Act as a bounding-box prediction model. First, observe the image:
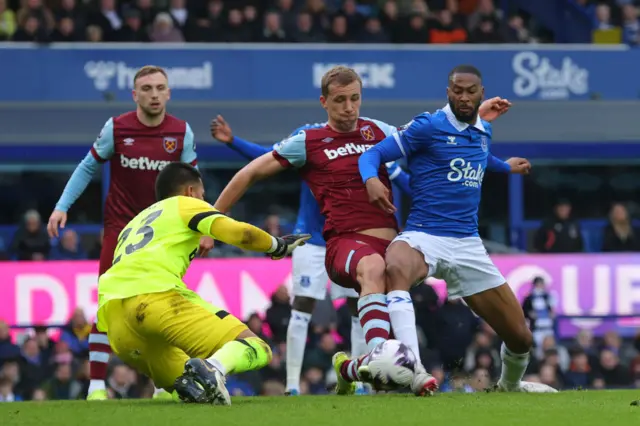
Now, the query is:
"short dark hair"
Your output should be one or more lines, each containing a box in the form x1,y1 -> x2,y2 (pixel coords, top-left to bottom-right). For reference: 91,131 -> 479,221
449,65 -> 482,82
155,162 -> 202,201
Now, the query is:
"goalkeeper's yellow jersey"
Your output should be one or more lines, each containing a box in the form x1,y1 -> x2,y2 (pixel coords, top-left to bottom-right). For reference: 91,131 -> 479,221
97,195 -> 276,330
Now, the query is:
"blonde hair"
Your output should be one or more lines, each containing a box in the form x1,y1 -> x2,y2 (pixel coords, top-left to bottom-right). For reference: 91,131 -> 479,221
133,65 -> 168,87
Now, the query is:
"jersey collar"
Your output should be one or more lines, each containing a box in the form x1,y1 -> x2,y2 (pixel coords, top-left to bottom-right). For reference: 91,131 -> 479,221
442,104 -> 485,133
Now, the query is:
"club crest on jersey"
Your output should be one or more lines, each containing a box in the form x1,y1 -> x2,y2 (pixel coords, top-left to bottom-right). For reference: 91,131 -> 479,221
163,137 -> 178,153
480,136 -> 488,152
360,125 -> 375,141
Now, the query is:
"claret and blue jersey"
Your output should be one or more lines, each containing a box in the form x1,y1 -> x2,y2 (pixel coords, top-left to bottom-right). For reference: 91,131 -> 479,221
226,122 -> 411,247
359,104 -> 512,239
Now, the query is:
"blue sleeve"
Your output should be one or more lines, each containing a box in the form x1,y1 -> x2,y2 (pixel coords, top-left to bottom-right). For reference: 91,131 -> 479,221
55,153 -> 100,212
487,154 -> 511,173
228,136 -> 271,160
180,123 -> 198,165
90,118 -> 115,162
358,136 -> 406,183
386,162 -> 411,195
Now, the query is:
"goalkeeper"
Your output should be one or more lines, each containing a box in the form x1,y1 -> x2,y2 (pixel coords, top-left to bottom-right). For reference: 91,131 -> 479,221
96,162 -> 309,405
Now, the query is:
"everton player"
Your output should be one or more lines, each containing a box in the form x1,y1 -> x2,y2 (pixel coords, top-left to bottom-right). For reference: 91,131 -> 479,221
47,66 -> 214,401
359,65 -> 557,393
210,115 -> 410,396
214,66 -> 509,396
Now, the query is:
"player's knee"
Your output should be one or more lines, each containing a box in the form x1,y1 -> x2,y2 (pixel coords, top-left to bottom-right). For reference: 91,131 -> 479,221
356,254 -> 386,295
385,245 -> 426,291
292,296 -> 316,313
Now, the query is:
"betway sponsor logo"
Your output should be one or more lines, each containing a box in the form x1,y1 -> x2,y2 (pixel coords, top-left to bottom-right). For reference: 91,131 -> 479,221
447,158 -> 485,188
120,155 -> 170,171
324,143 -> 373,160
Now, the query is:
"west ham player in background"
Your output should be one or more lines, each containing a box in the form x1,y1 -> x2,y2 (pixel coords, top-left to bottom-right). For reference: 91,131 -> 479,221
47,66 -> 214,401
213,66 -> 508,396
359,65 -> 556,393
209,115 -> 411,395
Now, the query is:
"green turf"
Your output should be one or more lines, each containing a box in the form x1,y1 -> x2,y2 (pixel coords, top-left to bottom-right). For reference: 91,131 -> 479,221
2,391 -> 639,426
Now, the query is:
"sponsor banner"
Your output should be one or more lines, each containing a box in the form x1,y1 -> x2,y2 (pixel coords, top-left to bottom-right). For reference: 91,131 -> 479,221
0,44 -> 633,101
1,254 -> 639,338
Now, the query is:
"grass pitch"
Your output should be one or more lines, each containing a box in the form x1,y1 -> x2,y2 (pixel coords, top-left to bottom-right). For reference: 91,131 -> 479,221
2,391 -> 638,426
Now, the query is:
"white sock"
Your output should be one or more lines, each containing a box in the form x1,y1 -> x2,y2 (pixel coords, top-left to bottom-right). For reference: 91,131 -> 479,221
286,309 -> 311,392
386,290 -> 421,364
205,357 -> 227,376
88,379 -> 106,394
154,387 -> 166,395
498,343 -> 530,390
350,316 -> 367,358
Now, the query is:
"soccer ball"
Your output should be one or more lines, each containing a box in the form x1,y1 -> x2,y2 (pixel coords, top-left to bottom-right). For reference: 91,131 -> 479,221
366,339 -> 417,391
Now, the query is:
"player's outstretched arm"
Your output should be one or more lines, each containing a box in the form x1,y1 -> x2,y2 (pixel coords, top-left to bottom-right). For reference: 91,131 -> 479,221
211,115 -> 271,160
48,118 -> 114,238
214,152 -> 286,213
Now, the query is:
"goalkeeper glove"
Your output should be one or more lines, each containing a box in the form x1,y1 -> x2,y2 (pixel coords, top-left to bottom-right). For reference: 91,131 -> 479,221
270,234 -> 311,260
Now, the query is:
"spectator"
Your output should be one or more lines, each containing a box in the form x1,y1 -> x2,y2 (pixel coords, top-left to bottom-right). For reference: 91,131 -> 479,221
108,364 -> 141,399
55,0 -> 85,29
59,308 -> 91,356
538,335 -> 570,371
274,0 -> 297,34
340,0 -> 364,35
467,0 -> 501,31
18,338 -> 48,399
564,349 -> 594,389
42,362 -> 82,400
602,202 -> 640,252
433,299 -> 479,373
539,363 -> 562,389
0,320 -> 20,363
132,0 -> 157,29
622,4 -> 640,45
265,285 -> 291,344
246,313 -> 269,342
306,0 -> 329,32
11,13 -> 49,41
534,200 -> 584,253
469,367 -> 491,391
88,0 -> 122,41
469,15 -> 503,42
0,0 -> 17,41
601,330 -> 637,367
10,209 -> 50,261
522,276 -> 556,349
33,326 -> 54,364
326,14 -> 350,42
16,0 -> 54,34
398,13 -> 429,43
149,12 -> 184,42
191,0 -> 224,42
359,16 -> 389,42
303,367 -> 327,394
51,229 -> 87,260
0,377 -> 21,402
304,332 -> 335,373
86,24 -> 103,42
261,11 -> 288,42
50,16 -> 80,41
378,0 -> 402,42
31,388 -> 47,401
243,5 -> 261,41
594,3 -> 614,30
292,11 -> 325,42
224,9 -> 251,42
168,0 -> 189,32
597,349 -> 632,388
117,9 -> 149,42
505,14 -> 534,43
429,8 -> 467,43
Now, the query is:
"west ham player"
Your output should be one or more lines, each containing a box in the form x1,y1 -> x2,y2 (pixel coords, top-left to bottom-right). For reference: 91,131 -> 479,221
210,115 -> 411,395
358,65 -> 557,393
47,66 -> 214,401
214,66 -> 509,396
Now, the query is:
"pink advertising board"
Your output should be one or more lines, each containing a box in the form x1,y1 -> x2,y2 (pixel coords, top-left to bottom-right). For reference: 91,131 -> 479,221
1,254 -> 639,337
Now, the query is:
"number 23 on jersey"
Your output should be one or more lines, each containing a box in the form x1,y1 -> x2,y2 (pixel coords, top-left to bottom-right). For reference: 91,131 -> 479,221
112,209 -> 163,265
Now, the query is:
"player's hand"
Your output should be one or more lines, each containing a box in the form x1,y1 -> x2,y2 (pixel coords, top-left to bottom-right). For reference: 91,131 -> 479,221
479,97 -> 512,122
210,115 -> 233,143
270,234 -> 311,260
506,157 -> 531,175
47,210 -> 68,238
365,178 -> 396,214
198,236 -> 214,257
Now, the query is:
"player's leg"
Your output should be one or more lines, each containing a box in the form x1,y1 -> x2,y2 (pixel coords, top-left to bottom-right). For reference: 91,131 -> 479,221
285,244 -> 325,395
456,238 -> 557,393
326,235 -> 391,394
87,227 -> 120,401
376,231 -> 441,396
157,290 -> 272,404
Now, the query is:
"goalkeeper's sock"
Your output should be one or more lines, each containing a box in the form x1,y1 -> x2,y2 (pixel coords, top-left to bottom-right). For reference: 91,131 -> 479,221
340,354 -> 371,382
286,310 -> 311,392
498,343 -> 530,391
358,293 -> 391,351
207,337 -> 272,375
387,290 -> 422,364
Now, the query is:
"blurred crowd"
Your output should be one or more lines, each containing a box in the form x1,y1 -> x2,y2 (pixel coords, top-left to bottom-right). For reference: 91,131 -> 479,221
584,0 -> 640,45
1,280 -> 639,402
0,0 -> 548,44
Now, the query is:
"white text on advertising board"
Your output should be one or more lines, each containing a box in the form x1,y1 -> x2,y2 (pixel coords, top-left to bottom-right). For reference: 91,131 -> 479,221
313,63 -> 395,89
512,51 -> 589,100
